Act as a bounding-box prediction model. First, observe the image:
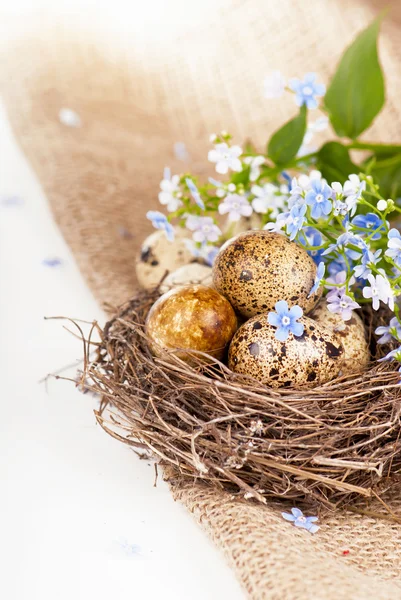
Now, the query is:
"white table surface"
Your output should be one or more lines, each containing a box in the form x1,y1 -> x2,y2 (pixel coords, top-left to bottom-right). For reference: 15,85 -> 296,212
0,96 -> 244,600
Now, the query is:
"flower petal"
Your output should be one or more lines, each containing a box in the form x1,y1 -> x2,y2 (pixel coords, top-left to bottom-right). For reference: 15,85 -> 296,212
289,305 -> 303,319
281,512 -> 296,522
275,300 -> 289,314
291,507 -> 303,518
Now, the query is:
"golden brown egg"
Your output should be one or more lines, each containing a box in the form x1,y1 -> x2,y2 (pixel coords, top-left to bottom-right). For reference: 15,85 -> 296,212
212,230 -> 322,318
146,284 -> 237,362
310,300 -> 370,375
159,263 -> 213,294
228,314 -> 344,388
136,228 -> 193,290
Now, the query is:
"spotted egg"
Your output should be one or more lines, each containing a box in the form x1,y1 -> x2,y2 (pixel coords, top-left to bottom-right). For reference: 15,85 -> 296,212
228,314 -> 344,388
212,230 -> 322,318
310,300 -> 370,375
136,228 -> 193,290
159,263 -> 213,294
146,284 -> 237,363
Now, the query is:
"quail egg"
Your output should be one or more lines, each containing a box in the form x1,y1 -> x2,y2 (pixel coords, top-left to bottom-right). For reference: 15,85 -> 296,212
146,284 -> 237,363
228,314 -> 344,388
159,263 -> 213,294
310,300 -> 370,375
213,230 -> 322,318
136,228 -> 192,290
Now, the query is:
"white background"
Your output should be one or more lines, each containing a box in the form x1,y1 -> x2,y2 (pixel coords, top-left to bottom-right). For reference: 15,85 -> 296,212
0,3 -> 244,597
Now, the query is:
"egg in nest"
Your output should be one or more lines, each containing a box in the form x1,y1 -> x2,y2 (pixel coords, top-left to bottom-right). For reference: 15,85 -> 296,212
213,230 -> 322,318
146,284 -> 237,363
228,314 -> 344,388
136,228 -> 193,290
310,300 -> 370,375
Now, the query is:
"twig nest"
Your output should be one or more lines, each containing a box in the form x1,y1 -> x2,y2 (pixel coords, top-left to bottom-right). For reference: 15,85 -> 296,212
145,284 -> 237,362
213,230 -> 322,318
135,228 -> 192,290
310,300 -> 370,375
159,263 -> 213,294
228,314 -> 344,387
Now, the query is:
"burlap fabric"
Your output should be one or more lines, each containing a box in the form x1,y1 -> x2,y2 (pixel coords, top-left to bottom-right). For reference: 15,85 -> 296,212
2,1 -> 401,597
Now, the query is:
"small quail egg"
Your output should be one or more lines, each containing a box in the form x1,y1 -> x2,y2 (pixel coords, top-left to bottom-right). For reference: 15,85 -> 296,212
136,228 -> 192,290
228,314 -> 344,388
213,230 -> 322,318
310,300 -> 370,375
159,263 -> 213,294
146,284 -> 237,363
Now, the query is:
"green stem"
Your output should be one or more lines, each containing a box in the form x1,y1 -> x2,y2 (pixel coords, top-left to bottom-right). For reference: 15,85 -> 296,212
347,141 -> 401,153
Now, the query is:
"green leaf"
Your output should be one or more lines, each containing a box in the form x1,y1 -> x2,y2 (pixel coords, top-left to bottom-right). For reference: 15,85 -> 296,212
267,106 -> 307,165
324,17 -> 385,139
317,142 -> 359,183
370,153 -> 401,199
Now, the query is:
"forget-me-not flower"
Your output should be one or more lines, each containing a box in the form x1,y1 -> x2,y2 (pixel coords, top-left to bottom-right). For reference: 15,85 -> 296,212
251,183 -> 287,217
268,300 -> 304,341
184,240 -> 220,267
375,317 -> 401,345
185,178 -> 205,210
208,142 -> 243,174
363,273 -> 395,311
146,211 -> 175,242
281,507 -> 320,534
343,174 -> 366,216
351,213 -> 386,240
243,155 -> 265,181
158,168 -> 182,212
353,248 -> 382,280
218,194 -> 253,222
326,288 -> 360,321
308,261 -> 325,298
385,229 -> 401,266
185,215 -> 221,243
305,179 -> 333,219
286,204 -> 307,240
263,212 -> 290,235
289,73 -> 326,109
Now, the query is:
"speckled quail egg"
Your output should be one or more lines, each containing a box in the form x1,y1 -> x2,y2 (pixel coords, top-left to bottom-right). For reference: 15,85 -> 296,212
213,231 -> 322,318
310,300 -> 370,375
136,228 -> 193,290
146,284 -> 237,363
228,314 -> 344,388
159,263 -> 213,294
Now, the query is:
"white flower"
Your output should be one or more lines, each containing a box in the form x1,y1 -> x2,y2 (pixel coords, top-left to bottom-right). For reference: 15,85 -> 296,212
243,156 -> 265,181
185,215 -> 221,243
263,212 -> 290,234
208,143 -> 243,174
251,183 -> 286,217
264,70 -> 286,99
362,273 -> 394,311
158,173 -> 182,212
377,199 -> 388,212
218,194 -> 252,222
343,174 -> 366,216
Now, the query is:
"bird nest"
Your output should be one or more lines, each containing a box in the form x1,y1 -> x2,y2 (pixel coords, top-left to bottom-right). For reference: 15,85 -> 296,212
81,290 -> 401,510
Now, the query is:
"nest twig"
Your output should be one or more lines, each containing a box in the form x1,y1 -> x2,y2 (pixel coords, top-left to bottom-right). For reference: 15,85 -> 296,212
79,291 -> 401,509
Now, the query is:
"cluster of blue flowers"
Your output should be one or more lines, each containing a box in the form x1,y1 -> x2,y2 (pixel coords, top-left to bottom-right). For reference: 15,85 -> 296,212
144,67 -> 401,376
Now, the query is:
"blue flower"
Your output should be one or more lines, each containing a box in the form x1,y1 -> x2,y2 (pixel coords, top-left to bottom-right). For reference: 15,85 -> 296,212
378,346 -> 401,364
322,231 -> 363,257
308,261 -> 325,298
351,213 -> 386,241
268,300 -> 304,341
185,178 -> 205,210
42,257 -> 63,267
146,211 -> 175,242
353,248 -> 382,280
305,180 -> 333,219
286,204 -> 307,240
375,317 -> 401,344
289,73 -> 326,110
282,507 -> 320,534
385,228 -> 401,266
